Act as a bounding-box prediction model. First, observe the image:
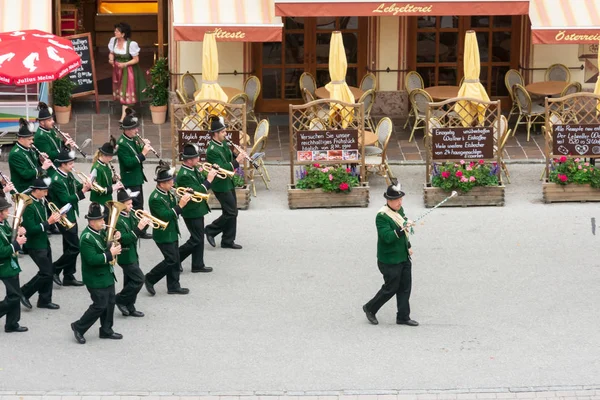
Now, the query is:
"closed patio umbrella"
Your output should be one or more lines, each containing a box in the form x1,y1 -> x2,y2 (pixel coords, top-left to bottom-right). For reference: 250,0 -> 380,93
455,30 -> 490,126
195,32 -> 227,116
325,31 -> 355,128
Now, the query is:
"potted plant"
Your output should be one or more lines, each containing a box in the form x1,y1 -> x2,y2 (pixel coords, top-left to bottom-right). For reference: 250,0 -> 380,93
144,57 -> 169,124
288,164 -> 369,209
52,76 -> 76,124
425,159 -> 505,207
199,167 -> 251,210
543,156 -> 600,203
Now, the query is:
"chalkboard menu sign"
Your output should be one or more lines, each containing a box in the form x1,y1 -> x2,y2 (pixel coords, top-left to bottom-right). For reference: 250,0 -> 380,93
552,124 -> 600,156
431,127 -> 494,160
65,33 -> 99,113
177,130 -> 241,162
295,129 -> 359,162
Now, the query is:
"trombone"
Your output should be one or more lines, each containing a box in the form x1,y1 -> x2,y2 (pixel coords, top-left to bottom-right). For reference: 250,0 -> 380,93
133,209 -> 168,230
72,168 -> 107,194
175,187 -> 210,203
200,163 -> 235,179
48,202 -> 75,230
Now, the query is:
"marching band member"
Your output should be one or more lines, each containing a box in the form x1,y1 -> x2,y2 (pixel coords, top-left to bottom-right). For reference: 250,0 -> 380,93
175,143 -> 217,273
8,119 -> 53,193
204,116 -> 246,250
49,149 -> 93,287
90,137 -> 123,205
144,163 -> 192,296
34,102 -> 76,165
0,197 -> 28,333
20,178 -> 62,310
71,202 -> 122,344
117,108 -> 152,239
114,189 -> 151,317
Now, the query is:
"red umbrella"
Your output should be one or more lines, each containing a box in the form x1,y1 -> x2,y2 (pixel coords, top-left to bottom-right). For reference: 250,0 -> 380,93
0,29 -> 81,85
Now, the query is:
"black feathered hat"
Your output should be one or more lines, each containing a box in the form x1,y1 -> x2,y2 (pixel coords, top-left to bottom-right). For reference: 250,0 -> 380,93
30,177 -> 52,190
121,108 -> 140,130
17,118 -> 35,138
0,197 -> 11,211
85,202 -> 105,220
384,179 -> 405,200
99,136 -> 117,156
154,160 -> 176,182
55,149 -> 76,164
208,115 -> 226,134
181,143 -> 200,159
37,102 -> 53,121
117,188 -> 139,202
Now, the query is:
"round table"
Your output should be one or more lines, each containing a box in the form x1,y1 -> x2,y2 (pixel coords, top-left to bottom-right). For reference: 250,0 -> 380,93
360,130 -> 378,146
424,85 -> 460,101
314,86 -> 365,101
524,81 -> 568,97
194,86 -> 243,100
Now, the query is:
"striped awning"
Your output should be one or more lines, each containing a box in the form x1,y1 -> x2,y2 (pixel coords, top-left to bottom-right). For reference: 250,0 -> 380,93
172,0 -> 283,42
0,0 -> 52,33
274,0 -> 529,17
529,0 -> 600,44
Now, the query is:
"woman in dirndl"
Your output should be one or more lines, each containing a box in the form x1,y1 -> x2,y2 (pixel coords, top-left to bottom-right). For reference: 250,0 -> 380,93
108,22 -> 147,122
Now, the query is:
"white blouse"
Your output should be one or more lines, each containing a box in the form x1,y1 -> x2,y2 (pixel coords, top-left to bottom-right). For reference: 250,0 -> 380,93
108,37 -> 140,57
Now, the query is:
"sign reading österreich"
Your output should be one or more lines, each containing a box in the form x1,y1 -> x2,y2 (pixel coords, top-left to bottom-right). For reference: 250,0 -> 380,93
431,127 -> 494,160
295,129 -> 359,162
552,124 -> 600,156
177,130 -> 240,162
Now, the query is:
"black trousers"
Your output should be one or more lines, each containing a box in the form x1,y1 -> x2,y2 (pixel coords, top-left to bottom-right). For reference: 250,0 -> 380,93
0,275 -> 21,329
116,261 -> 144,310
146,241 -> 181,291
53,223 -> 79,279
21,248 -> 54,305
365,260 -> 412,321
72,284 -> 116,336
179,217 -> 205,270
205,190 -> 237,245
126,184 -> 148,234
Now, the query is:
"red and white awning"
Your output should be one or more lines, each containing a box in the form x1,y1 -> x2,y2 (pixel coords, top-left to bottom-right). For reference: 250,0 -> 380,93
172,0 -> 283,42
274,0 -> 529,17
0,0 -> 52,33
529,0 -> 600,44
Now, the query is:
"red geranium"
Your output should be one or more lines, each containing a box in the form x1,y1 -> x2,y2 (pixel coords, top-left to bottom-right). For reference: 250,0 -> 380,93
313,163 -> 321,168
478,159 -> 485,165
346,168 -> 351,173
339,182 -> 349,191
441,171 -> 450,179
558,174 -> 568,182
455,170 -> 463,177
559,156 -> 567,163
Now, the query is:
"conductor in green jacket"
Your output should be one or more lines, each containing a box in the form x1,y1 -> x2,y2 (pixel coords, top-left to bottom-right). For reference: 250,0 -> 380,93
0,197 -> 28,333
144,163 -> 192,296
175,143 -> 218,273
70,202 -> 123,344
363,183 -> 419,327
204,116 -> 247,250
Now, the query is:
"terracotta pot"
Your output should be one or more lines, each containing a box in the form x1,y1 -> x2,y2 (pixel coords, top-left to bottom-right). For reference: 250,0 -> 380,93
54,105 -> 71,124
150,104 -> 168,124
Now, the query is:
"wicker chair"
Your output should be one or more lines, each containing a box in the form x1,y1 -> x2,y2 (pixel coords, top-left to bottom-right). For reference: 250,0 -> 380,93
244,75 -> 261,124
299,72 -> 316,101
179,72 -> 199,101
309,118 -> 325,130
364,116 -> 394,184
545,63 -> 570,82
358,89 -> 376,132
175,89 -> 192,115
360,73 -> 377,92
303,88 -> 329,125
560,81 -> 581,96
248,119 -> 270,196
494,115 -> 511,183
408,89 -> 434,143
512,84 -> 545,141
504,69 -> 524,123
404,71 -> 425,129
229,93 -> 249,122
364,116 -> 393,156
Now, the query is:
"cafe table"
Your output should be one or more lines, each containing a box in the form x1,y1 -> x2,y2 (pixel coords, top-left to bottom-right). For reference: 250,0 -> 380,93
314,86 -> 365,100
194,86 -> 243,100
360,130 -> 378,146
424,85 -> 460,101
524,81 -> 568,97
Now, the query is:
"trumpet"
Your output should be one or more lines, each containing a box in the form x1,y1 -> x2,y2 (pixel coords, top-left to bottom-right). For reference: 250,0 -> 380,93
30,144 -> 57,170
48,202 -> 75,230
226,138 -> 260,169
175,187 -> 210,203
133,209 -> 168,230
200,163 -> 235,179
72,168 -> 107,194
55,126 -> 90,158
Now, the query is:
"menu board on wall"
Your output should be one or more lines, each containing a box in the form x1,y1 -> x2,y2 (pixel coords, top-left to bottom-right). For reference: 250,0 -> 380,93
431,127 -> 494,160
295,129 -> 359,162
65,33 -> 99,113
552,124 -> 600,156
177,130 -> 240,162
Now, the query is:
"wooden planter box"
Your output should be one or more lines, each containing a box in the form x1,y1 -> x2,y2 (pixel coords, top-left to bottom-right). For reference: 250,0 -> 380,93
208,186 -> 251,210
423,184 -> 505,207
288,183 -> 370,209
542,181 -> 600,203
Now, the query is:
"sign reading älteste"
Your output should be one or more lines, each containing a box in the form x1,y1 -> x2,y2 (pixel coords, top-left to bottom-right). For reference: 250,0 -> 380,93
431,127 -> 494,160
177,130 -> 240,162
295,129 -> 359,162
552,124 -> 600,156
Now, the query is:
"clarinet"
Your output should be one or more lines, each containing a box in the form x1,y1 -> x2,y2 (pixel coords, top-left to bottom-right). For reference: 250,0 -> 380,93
108,161 -> 122,184
0,169 -> 17,196
225,139 -> 259,169
54,126 -> 88,157
30,144 -> 57,170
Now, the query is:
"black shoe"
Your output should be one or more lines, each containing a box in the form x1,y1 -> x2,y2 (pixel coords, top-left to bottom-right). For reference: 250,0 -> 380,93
221,242 -> 242,249
71,323 -> 86,344
37,302 -> 60,310
53,274 -> 62,286
144,276 -> 156,296
141,233 -> 153,239
363,305 -> 378,325
206,233 -> 216,247
129,310 -> 144,317
116,303 -> 130,316
63,278 -> 84,287
20,295 -> 32,309
167,287 -> 190,295
191,266 -> 213,273
99,332 -> 123,340
5,325 -> 28,333
397,319 -> 419,327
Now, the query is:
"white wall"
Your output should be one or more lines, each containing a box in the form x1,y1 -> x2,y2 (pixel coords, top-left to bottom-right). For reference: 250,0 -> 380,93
377,17 -> 400,91
532,44 -> 590,89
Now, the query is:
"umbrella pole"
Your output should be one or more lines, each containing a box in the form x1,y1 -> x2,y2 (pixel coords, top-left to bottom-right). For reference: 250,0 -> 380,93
25,84 -> 29,120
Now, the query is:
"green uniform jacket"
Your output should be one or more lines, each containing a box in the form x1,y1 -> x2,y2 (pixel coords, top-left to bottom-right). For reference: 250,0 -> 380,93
175,165 -> 211,219
0,220 -> 21,279
49,169 -> 84,224
8,143 -> 43,193
34,127 -> 63,165
149,187 -> 181,244
90,160 -> 114,204
116,211 -> 142,265
80,226 -> 116,289
376,206 -> 412,264
22,196 -> 50,250
206,139 -> 239,193
116,134 -> 146,187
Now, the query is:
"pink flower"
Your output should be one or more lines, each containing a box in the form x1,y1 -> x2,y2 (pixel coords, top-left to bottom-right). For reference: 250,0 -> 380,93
469,176 -> 476,182
578,165 -> 582,170
346,168 -> 351,173
454,163 -> 460,167
329,174 -> 333,181
478,159 -> 485,165
321,167 -> 330,173
460,177 -> 468,182
339,182 -> 349,191
146,70 -> 150,75
584,169 -> 588,173
460,160 -> 465,165
558,174 -> 568,182
313,163 -> 320,168
585,162 -> 590,167
466,166 -> 472,171
455,171 -> 463,178
575,158 -> 580,162
441,171 -> 450,179
559,156 -> 567,163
